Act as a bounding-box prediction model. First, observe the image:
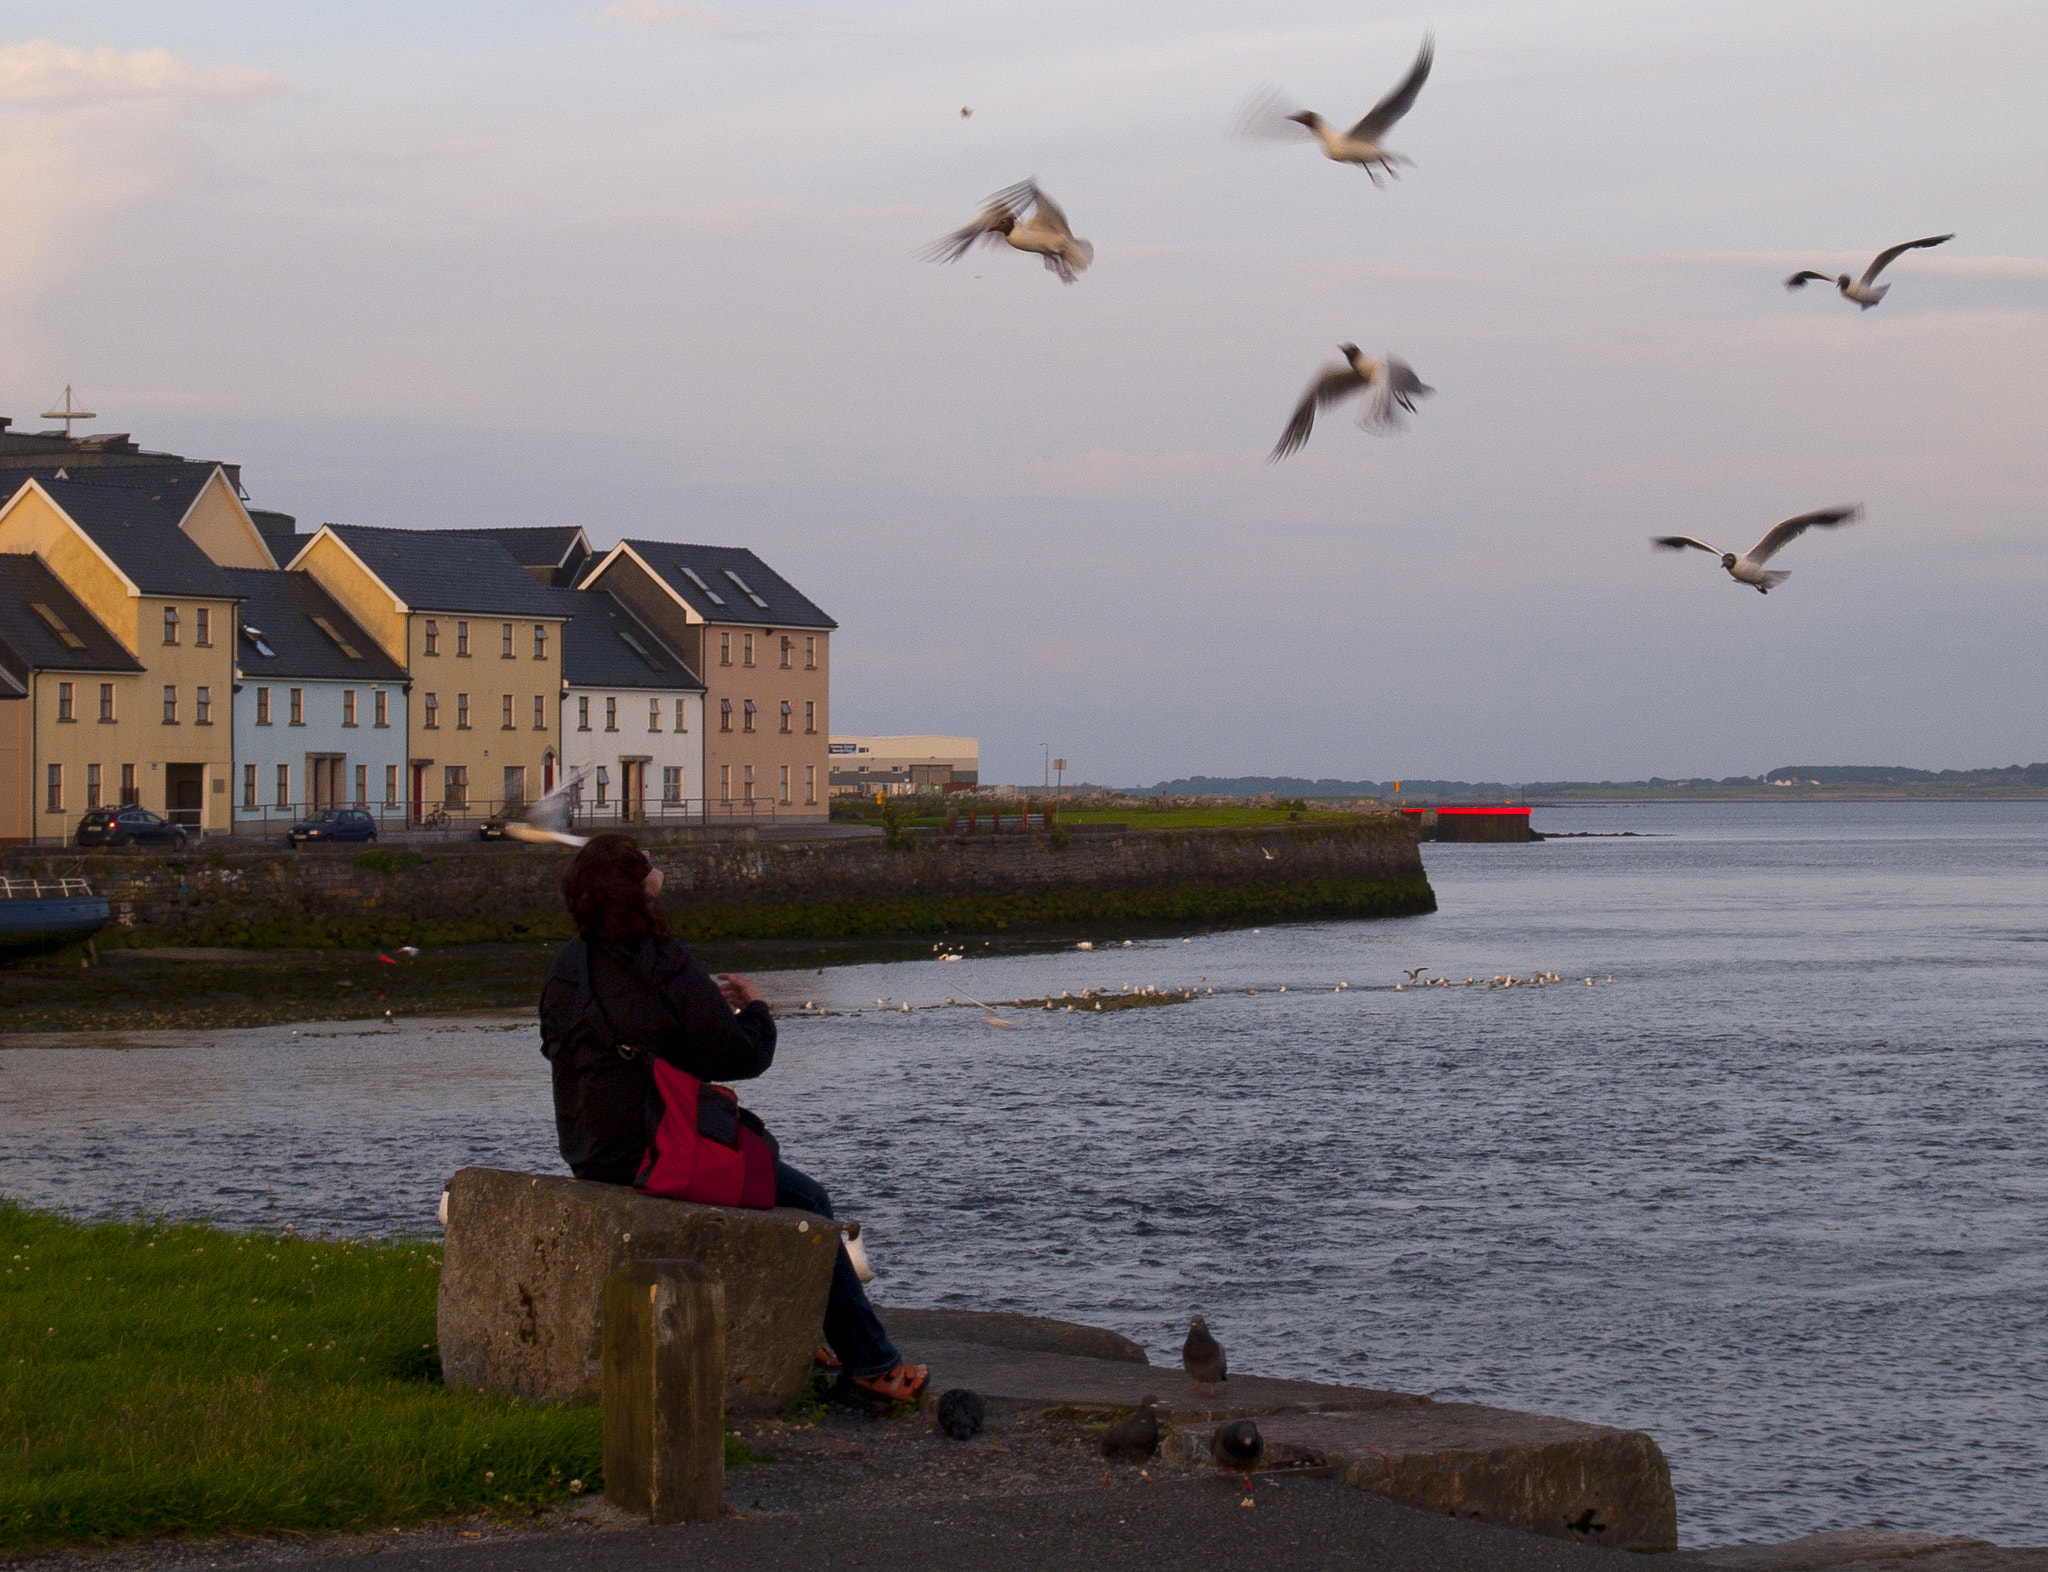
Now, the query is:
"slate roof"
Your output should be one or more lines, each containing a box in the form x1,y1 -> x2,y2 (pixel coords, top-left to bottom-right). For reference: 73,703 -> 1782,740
602,541 -> 837,628
548,588 -> 702,691
0,554 -> 146,673
223,569 -> 409,684
436,526 -> 592,587
7,476 -> 243,599
308,525 -> 566,618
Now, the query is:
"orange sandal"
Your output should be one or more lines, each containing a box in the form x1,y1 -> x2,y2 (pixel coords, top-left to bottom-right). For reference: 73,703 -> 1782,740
849,1363 -> 929,1403
813,1346 -> 842,1370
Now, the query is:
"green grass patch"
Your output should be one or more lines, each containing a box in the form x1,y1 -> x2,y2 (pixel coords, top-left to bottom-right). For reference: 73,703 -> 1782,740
353,848 -> 424,873
0,1205 -> 604,1551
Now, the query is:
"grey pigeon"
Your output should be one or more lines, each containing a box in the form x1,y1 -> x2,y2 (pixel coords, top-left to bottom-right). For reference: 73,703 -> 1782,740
936,1387 -> 985,1441
1100,1396 -> 1161,1464
1183,1315 -> 1227,1396
1211,1418 -> 1265,1487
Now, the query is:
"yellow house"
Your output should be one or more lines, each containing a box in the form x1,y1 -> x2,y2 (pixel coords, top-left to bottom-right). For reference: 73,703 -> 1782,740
289,524 -> 567,820
0,474 -> 250,840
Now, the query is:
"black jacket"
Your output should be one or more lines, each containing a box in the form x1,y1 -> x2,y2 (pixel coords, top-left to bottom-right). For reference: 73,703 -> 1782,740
538,934 -> 777,1185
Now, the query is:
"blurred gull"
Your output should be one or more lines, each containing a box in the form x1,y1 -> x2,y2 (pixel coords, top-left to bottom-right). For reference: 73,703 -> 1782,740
1239,35 -> 1434,184
503,771 -> 590,849
1786,235 -> 1952,309
1654,506 -> 1862,595
925,180 -> 1093,283
1271,345 -> 1433,460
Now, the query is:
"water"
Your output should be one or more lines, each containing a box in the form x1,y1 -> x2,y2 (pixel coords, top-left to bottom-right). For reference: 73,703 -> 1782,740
4,800 -> 2046,1546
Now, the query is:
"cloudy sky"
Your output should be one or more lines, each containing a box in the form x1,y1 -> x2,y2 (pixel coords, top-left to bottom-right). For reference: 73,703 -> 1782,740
3,1 -> 2043,786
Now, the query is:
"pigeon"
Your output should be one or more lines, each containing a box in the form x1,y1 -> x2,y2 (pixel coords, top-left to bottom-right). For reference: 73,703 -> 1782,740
1211,1419 -> 1266,1487
936,1387 -> 985,1440
925,180 -> 1094,284
1239,35 -> 1434,184
1654,505 -> 1862,595
1183,1315 -> 1227,1396
1785,235 -> 1952,309
1270,345 -> 1433,460
503,770 -> 591,848
1100,1396 -> 1161,1464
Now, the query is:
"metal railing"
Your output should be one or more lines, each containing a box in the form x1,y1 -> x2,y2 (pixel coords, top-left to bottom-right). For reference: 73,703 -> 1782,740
0,877 -> 95,899
225,796 -> 812,838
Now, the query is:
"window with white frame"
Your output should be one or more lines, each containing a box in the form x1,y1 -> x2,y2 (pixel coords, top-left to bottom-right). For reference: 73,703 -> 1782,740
662,766 -> 682,803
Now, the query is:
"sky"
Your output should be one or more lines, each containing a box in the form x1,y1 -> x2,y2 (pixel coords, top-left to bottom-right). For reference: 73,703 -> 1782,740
1,0 -> 2043,788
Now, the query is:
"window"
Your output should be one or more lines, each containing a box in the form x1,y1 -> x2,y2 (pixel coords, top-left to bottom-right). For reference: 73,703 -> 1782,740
674,697 -> 687,732
195,607 -> 212,647
374,689 -> 389,727
779,636 -> 792,669
577,696 -> 591,731
805,764 -> 816,805
98,684 -> 114,722
162,685 -> 178,723
343,690 -> 358,727
778,764 -> 790,804
46,763 -> 61,812
719,765 -> 730,802
120,764 -> 136,806
354,765 -> 368,807
680,565 -> 726,605
384,765 -> 398,807
719,698 -> 732,732
723,569 -> 769,609
443,765 -> 468,808
424,693 -> 439,728
503,765 -> 526,807
662,766 -> 681,803
195,686 -> 212,725
804,700 -> 816,734
86,763 -> 101,809
56,682 -> 74,722
456,621 -> 470,656
243,764 -> 257,808
456,693 -> 470,729
162,606 -> 180,645
256,687 -> 272,725
649,698 -> 662,732
742,765 -> 754,802
604,696 -> 617,732
501,694 -> 514,729
310,616 -> 362,659
533,694 -> 546,730
595,768 -> 610,807
805,636 -> 816,670
501,623 -> 514,658
743,633 -> 755,667
533,624 -> 547,660
719,632 -> 732,666
742,699 -> 756,733
276,764 -> 291,808
424,619 -> 440,655
30,602 -> 85,649
779,700 -> 792,734
289,688 -> 304,726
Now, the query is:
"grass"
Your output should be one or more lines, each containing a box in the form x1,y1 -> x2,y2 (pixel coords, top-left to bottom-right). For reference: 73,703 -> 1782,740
0,1205 -> 604,1551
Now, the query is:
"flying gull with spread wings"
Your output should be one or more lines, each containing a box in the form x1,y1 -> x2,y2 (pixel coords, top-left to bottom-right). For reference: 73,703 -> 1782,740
1239,35 -> 1434,183
925,180 -> 1094,283
1270,344 -> 1433,460
1653,507 -> 1862,594
1785,235 -> 1953,309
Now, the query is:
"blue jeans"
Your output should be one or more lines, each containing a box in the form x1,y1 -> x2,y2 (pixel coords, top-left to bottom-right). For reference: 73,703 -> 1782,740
775,1160 -> 901,1379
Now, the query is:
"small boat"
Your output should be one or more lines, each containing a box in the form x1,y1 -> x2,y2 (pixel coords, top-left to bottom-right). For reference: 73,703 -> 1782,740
0,875 -> 112,960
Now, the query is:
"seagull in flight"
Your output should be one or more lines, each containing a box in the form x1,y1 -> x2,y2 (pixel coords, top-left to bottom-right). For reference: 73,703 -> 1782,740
1653,506 -> 1862,594
503,770 -> 591,848
925,180 -> 1094,283
1270,345 -> 1433,460
1239,35 -> 1434,183
1785,235 -> 1952,309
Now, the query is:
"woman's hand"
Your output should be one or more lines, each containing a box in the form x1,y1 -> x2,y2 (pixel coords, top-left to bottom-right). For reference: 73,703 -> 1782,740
715,972 -> 764,1010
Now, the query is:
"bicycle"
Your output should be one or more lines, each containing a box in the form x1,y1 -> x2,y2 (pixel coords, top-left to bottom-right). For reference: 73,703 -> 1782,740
419,806 -> 451,830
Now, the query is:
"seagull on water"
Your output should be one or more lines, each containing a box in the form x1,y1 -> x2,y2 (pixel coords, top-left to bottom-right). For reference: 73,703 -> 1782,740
925,180 -> 1093,283
1240,35 -> 1434,184
1654,506 -> 1861,594
1785,235 -> 1952,309
1271,345 -> 1433,460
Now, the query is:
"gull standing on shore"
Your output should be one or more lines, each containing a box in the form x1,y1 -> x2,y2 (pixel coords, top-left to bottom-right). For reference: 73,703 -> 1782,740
925,180 -> 1094,283
1271,345 -> 1433,459
1239,35 -> 1434,184
1785,235 -> 1953,309
1653,506 -> 1862,594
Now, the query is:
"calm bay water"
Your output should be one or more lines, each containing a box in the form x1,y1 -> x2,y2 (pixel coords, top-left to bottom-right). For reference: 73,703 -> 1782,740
4,800 -> 2046,1546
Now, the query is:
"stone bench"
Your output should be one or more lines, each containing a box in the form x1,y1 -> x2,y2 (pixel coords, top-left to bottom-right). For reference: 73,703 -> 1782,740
436,1166 -> 842,1414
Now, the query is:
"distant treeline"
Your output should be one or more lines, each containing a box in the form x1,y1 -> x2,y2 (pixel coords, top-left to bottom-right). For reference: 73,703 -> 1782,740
1126,764 -> 2048,799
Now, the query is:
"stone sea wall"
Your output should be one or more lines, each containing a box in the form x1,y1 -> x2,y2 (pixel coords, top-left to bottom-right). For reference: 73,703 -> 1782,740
3,819 -> 1432,949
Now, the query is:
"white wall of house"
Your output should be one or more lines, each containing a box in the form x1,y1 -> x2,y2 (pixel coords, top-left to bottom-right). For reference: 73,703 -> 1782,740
560,687 -> 703,821
232,677 -> 409,831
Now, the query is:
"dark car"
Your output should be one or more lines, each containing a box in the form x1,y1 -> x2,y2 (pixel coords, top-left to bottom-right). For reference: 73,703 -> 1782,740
286,808 -> 379,847
75,807 -> 189,849
478,817 -> 509,841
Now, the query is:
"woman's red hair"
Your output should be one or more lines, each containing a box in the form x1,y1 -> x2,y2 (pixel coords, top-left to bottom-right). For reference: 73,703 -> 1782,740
561,833 -> 671,946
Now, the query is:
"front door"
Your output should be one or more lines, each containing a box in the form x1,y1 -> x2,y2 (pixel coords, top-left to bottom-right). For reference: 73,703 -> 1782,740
165,763 -> 205,830
409,764 -> 426,824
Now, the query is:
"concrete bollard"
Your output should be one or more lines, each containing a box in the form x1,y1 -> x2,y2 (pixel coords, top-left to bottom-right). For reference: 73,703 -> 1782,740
602,1260 -> 726,1525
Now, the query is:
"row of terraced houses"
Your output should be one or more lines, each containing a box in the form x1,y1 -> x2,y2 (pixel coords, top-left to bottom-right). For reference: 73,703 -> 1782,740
0,419 -> 836,843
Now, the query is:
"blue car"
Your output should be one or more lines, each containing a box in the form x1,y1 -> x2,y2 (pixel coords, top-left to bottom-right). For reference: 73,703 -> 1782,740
286,808 -> 379,847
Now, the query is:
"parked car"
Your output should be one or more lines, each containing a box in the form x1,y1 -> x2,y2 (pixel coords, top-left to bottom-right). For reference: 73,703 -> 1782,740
74,807 -> 189,849
285,808 -> 378,847
478,817 -> 509,841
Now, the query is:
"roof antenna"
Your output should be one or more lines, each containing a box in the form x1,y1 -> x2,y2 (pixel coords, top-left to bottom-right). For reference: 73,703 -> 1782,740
40,386 -> 96,438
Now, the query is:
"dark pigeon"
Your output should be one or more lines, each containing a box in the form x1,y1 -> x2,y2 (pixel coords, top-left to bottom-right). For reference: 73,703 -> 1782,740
1211,1418 -> 1265,1487
1182,1315 -> 1227,1396
936,1387 -> 985,1441
1100,1396 -> 1161,1464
